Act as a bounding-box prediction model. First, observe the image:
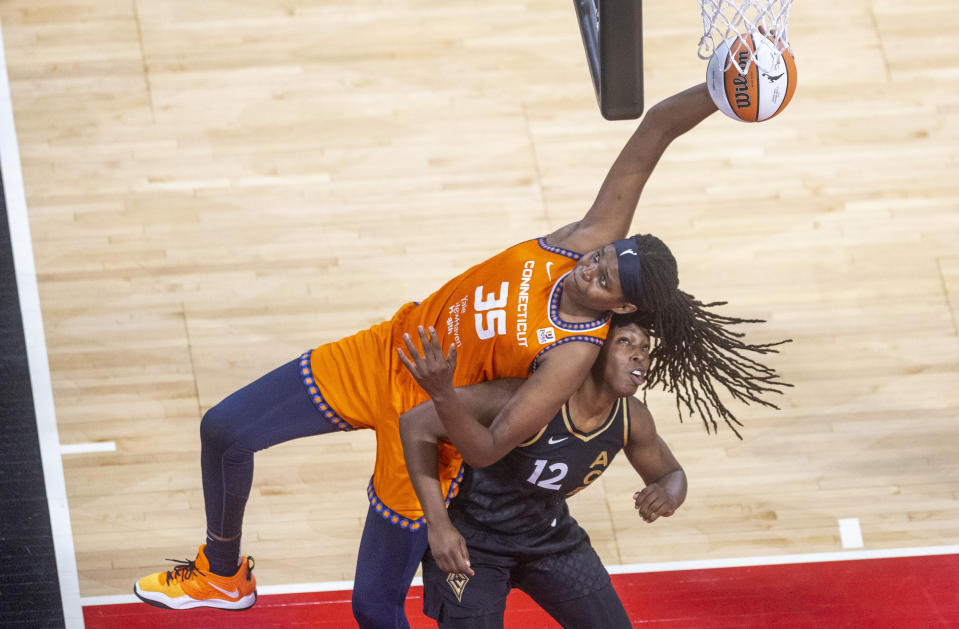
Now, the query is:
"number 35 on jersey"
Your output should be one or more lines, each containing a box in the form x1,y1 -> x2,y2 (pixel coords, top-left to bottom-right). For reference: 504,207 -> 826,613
474,282 -> 509,340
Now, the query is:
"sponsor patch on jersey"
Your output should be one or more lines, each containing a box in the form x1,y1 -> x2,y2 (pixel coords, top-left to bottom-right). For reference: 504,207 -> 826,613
447,572 -> 469,602
536,327 -> 556,345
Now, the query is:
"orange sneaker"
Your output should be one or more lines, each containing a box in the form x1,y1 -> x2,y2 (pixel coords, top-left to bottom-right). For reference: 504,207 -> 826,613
134,544 -> 257,611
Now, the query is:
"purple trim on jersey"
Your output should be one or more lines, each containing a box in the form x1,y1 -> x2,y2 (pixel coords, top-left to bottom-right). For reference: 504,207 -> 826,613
548,274 -> 613,331
530,335 -> 606,373
366,463 -> 465,532
299,350 -> 354,432
536,237 -> 582,260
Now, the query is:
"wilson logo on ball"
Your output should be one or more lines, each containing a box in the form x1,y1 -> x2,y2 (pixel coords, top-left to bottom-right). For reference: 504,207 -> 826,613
732,74 -> 751,109
707,31 -> 797,122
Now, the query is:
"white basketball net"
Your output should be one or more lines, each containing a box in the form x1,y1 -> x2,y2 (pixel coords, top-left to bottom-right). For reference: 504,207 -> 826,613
697,0 -> 793,73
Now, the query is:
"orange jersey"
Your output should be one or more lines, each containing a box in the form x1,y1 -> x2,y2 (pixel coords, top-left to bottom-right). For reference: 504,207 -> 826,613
306,238 -> 610,525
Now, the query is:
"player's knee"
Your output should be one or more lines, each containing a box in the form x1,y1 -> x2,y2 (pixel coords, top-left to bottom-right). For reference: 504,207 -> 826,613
200,402 -> 240,452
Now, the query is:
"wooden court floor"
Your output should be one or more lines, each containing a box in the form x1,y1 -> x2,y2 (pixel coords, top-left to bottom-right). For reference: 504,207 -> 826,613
1,0 -> 957,605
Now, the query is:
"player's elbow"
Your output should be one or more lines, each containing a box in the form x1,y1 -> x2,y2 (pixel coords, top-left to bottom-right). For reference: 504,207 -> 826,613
398,414 -> 413,449
641,102 -> 683,146
459,436 -> 511,468
459,449 -> 498,469
398,411 -> 427,447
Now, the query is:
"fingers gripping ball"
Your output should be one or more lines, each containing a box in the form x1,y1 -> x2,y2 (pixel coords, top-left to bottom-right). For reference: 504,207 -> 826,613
706,31 -> 797,122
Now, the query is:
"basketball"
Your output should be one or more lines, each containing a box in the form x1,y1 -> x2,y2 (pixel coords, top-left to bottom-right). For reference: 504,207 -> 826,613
706,31 -> 797,122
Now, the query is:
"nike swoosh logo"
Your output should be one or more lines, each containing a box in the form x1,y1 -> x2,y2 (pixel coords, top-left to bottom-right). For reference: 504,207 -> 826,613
545,261 -> 553,280
547,436 -> 568,444
209,583 -> 240,599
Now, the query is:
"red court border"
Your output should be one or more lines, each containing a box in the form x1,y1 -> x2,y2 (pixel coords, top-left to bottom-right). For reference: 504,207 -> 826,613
84,553 -> 959,628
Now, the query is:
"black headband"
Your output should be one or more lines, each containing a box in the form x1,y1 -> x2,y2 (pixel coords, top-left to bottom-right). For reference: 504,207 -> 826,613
612,239 -> 643,307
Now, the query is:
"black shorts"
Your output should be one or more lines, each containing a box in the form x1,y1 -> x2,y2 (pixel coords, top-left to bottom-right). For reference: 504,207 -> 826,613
422,519 -> 630,628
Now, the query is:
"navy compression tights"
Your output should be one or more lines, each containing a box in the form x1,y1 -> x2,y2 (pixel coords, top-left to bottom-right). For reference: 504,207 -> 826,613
200,357 -> 428,629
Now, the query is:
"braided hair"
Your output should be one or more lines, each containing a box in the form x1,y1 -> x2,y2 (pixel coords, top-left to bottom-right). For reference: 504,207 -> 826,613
613,234 -> 792,438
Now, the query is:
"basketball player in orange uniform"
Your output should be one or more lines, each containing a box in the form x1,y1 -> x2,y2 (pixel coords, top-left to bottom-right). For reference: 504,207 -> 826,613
134,83 -> 785,627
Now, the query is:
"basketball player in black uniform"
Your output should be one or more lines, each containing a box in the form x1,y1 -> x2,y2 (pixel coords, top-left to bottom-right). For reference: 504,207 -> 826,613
398,315 -> 685,627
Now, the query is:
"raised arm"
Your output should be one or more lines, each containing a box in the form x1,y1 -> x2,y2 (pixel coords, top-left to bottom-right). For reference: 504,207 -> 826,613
547,83 -> 717,254
399,327 -> 600,468
623,397 -> 687,523
398,378 -> 522,575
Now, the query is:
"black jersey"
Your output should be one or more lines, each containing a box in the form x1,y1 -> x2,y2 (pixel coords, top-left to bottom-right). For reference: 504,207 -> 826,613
448,397 -> 631,536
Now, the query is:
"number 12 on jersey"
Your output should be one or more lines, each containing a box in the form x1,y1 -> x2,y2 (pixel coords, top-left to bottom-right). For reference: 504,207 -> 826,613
474,282 -> 509,340
527,458 -> 568,490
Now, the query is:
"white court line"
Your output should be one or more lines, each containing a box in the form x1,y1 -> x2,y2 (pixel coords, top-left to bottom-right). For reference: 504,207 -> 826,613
80,595 -> 141,608
838,517 -> 864,549
606,544 -> 959,574
61,441 -> 117,455
0,22 -> 84,629
81,545 -> 959,607
257,579 -> 402,595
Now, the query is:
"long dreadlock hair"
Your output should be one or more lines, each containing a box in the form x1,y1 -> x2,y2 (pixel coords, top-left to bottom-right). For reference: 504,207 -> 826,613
612,233 -> 792,439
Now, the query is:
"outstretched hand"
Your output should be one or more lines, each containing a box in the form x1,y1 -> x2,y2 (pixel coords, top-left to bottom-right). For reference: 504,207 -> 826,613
397,325 -> 458,397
